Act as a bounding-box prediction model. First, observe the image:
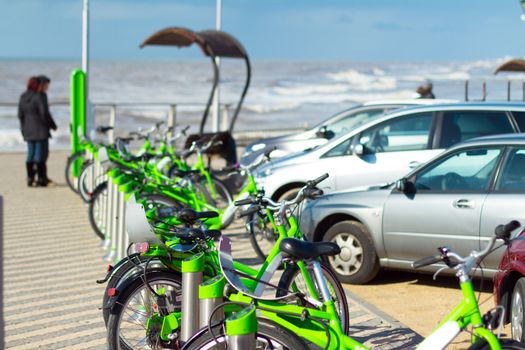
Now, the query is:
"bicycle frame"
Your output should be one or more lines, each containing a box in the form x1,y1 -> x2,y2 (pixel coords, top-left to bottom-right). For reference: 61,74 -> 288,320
417,280 -> 500,350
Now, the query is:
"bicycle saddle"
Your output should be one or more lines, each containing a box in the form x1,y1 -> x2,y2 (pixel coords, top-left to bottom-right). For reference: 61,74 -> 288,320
176,208 -> 219,226
280,238 -> 341,260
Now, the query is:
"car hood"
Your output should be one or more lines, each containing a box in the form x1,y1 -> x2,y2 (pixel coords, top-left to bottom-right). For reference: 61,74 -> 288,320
303,184 -> 392,213
246,129 -> 318,149
255,147 -> 320,174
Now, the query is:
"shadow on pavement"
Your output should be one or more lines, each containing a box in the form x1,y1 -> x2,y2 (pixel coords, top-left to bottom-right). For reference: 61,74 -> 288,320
365,269 -> 493,293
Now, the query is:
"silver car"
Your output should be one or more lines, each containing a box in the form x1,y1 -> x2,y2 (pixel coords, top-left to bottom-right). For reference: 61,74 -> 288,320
241,99 -> 455,165
255,102 -> 525,201
299,134 -> 525,284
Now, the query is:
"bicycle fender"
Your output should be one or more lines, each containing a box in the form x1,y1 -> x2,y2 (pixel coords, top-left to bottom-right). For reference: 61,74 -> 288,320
105,266 -> 177,314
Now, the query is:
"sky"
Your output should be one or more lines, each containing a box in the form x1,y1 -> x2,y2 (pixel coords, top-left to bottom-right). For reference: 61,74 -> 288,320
1,0 -> 525,61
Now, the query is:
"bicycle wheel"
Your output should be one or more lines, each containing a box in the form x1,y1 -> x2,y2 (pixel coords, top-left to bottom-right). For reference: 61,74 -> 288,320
65,151 -> 84,194
276,261 -> 350,335
102,254 -> 164,326
468,338 -> 525,349
199,176 -> 233,212
106,271 -> 182,350
78,160 -> 99,203
88,181 -> 108,239
183,319 -> 307,350
139,193 -> 186,213
247,212 -> 278,261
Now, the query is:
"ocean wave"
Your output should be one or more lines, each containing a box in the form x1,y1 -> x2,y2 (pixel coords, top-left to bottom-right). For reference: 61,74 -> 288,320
400,71 -> 470,81
272,83 -> 350,96
326,69 -> 397,91
344,90 -> 415,103
0,129 -> 25,151
244,103 -> 301,114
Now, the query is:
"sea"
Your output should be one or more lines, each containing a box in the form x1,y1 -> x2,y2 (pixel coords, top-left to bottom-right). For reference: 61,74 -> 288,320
1,58 -> 524,152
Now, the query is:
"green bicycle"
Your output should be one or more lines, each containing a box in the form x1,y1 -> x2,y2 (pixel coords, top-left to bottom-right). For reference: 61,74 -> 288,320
104,175 -> 350,350
183,221 -> 525,350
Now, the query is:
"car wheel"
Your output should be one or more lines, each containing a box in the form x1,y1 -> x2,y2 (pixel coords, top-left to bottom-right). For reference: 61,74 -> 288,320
278,187 -> 301,202
323,220 -> 379,284
511,278 -> 525,342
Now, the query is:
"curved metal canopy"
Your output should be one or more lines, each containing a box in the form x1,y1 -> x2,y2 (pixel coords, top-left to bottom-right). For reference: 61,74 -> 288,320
141,27 -> 251,134
494,59 -> 525,74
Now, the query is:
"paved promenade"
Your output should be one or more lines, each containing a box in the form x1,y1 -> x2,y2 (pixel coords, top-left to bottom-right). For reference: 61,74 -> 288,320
1,150 -> 422,349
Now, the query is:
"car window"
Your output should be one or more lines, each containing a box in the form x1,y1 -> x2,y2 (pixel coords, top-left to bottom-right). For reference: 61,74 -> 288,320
359,113 -> 433,153
511,111 -> 525,132
327,109 -> 386,137
414,147 -> 502,192
439,111 -> 514,148
495,147 -> 525,192
323,138 -> 353,157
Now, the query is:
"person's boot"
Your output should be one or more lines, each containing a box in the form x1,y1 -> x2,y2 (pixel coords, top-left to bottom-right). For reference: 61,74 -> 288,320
26,162 -> 36,187
36,162 -> 49,187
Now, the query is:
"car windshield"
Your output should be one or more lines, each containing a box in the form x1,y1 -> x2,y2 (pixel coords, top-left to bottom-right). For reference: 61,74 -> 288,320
311,105 -> 393,137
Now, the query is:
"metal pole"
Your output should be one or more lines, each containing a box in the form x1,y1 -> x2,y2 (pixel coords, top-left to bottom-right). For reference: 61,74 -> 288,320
212,0 -> 222,132
82,0 -> 94,136
168,104 -> 177,139
508,80 -> 512,101
109,105 -> 116,144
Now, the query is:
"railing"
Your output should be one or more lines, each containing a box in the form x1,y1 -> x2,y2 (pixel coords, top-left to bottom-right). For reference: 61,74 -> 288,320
0,100 -> 295,147
464,80 -> 525,101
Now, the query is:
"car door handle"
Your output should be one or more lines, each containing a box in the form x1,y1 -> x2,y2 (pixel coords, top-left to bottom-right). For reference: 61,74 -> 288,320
408,161 -> 420,169
452,199 -> 475,209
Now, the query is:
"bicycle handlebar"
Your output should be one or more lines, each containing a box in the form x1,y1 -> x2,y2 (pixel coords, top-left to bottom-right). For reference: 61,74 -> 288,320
495,220 -> 521,240
412,254 -> 443,269
233,173 -> 329,217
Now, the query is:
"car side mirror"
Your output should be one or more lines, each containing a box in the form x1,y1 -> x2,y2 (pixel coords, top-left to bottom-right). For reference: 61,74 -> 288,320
315,126 -> 335,140
351,143 -> 365,156
395,178 -> 415,194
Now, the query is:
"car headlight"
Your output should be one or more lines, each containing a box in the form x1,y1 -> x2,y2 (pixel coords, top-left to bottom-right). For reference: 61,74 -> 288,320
251,143 -> 266,152
243,143 -> 266,157
255,176 -> 266,189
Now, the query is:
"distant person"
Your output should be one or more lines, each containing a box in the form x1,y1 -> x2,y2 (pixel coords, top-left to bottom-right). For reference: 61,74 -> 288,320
416,82 -> 435,99
18,75 -> 57,187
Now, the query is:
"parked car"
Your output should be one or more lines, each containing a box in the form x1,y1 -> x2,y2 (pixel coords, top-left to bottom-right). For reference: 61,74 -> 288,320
241,99 -> 456,165
494,226 -> 525,342
255,102 -> 525,201
299,133 -> 525,285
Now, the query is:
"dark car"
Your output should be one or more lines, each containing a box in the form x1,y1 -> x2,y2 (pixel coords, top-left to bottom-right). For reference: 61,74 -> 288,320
495,226 -> 525,342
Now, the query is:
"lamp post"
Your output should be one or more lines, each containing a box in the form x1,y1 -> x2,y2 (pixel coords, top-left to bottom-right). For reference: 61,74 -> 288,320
212,0 -> 222,133
520,0 -> 525,21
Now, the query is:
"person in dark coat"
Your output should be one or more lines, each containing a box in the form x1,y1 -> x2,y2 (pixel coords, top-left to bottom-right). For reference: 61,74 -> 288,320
18,75 -> 57,187
416,82 -> 436,99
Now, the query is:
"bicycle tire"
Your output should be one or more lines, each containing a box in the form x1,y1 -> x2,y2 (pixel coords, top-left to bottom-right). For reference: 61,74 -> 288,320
78,159 -> 96,203
139,193 -> 186,212
106,270 -> 182,350
101,254 -> 163,325
247,212 -> 278,261
468,338 -> 525,349
276,261 -> 350,335
183,318 -> 308,350
65,151 -> 84,194
201,176 -> 233,211
88,181 -> 108,239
